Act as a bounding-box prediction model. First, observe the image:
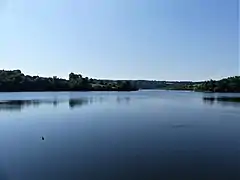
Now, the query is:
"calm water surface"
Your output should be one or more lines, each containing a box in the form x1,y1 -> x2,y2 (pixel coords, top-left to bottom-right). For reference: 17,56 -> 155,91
0,91 -> 239,180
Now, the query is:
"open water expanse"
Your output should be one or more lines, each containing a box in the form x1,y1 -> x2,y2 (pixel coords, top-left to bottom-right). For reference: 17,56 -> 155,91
0,90 -> 239,180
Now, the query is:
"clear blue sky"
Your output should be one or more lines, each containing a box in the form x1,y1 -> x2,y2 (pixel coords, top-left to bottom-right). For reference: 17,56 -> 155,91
0,0 -> 239,81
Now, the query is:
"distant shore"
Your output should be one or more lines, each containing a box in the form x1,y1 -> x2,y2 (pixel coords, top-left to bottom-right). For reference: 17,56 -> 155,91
0,70 -> 239,93
0,70 -> 138,92
158,76 -> 240,93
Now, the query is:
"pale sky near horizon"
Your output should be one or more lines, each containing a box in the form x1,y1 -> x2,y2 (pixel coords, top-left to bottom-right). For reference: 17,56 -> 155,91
0,0 -> 239,81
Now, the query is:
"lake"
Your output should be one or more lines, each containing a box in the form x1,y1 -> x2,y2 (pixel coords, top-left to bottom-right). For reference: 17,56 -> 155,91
0,90 -> 239,180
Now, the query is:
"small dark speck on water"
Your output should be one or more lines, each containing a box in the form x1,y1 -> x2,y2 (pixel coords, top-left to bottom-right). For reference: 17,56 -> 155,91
41,136 -> 45,140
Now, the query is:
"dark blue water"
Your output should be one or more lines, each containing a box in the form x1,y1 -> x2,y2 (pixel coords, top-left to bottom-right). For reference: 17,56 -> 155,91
0,91 -> 239,180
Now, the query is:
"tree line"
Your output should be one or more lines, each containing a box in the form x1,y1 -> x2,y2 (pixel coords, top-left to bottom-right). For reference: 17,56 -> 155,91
194,76 -> 240,92
1,70 -> 239,92
0,70 -> 138,92
157,76 -> 240,92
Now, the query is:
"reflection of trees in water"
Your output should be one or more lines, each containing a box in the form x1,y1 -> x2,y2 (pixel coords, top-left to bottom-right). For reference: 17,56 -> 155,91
0,98 -> 93,112
69,98 -> 90,109
116,96 -> 131,104
202,96 -> 240,107
0,100 -> 41,111
202,98 -> 215,106
216,101 -> 240,108
0,96 -> 116,112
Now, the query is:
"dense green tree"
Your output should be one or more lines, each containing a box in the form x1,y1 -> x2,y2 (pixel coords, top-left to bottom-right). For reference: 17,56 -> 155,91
2,69 -> 238,93
0,70 -> 137,92
194,76 -> 240,92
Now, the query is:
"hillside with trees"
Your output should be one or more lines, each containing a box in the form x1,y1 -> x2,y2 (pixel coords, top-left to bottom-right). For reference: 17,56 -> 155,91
154,76 -> 240,92
0,70 -> 239,93
0,70 -> 138,92
194,76 -> 240,92
155,77 -> 240,92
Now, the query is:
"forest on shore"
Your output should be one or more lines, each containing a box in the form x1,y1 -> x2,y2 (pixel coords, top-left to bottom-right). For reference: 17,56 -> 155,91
0,70 -> 137,92
159,76 -> 240,93
193,76 -> 240,92
0,70 -> 239,92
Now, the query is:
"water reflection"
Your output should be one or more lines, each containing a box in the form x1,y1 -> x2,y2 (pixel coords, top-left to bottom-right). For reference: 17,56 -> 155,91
0,100 -> 42,111
69,98 -> 91,109
202,99 -> 215,106
0,96 -> 133,112
116,96 -> 131,104
203,96 -> 240,107
0,98 -> 91,112
216,101 -> 240,108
